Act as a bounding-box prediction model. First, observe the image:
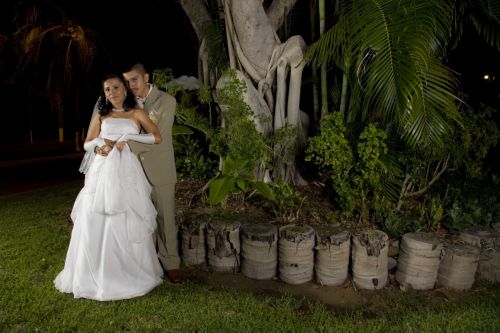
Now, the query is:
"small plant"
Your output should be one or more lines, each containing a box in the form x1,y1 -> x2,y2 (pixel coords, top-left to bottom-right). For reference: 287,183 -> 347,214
208,156 -> 274,206
152,68 -> 174,88
416,195 -> 444,231
444,201 -> 479,232
443,197 -> 500,232
174,135 -> 216,180
380,211 -> 412,239
268,178 -> 306,222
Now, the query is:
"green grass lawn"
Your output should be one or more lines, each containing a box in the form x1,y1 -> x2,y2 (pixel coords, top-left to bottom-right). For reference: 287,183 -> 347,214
1,182 -> 499,332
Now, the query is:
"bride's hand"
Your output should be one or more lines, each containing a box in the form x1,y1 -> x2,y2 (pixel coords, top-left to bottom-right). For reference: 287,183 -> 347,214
96,145 -> 112,156
115,141 -> 127,151
104,138 -> 116,147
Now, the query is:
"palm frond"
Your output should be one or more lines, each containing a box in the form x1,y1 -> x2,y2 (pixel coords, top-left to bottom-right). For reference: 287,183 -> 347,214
306,0 -> 462,148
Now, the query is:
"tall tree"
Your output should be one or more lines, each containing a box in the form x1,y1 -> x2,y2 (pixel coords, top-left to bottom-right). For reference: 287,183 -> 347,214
11,0 -> 97,142
179,0 -> 308,184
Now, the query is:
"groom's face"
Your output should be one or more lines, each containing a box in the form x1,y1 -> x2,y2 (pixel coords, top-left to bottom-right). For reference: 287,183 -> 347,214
123,69 -> 150,98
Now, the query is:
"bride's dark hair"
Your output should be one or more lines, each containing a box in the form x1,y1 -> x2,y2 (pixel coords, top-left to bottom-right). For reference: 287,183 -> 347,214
97,73 -> 136,116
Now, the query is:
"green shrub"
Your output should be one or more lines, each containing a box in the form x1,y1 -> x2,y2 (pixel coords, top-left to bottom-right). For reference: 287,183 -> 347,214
305,112 -> 388,222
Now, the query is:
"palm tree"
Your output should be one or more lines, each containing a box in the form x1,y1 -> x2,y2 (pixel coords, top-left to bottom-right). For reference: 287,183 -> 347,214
11,0 -> 98,143
306,0 -> 499,148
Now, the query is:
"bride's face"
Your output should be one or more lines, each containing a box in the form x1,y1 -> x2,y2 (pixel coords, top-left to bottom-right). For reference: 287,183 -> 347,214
103,78 -> 127,107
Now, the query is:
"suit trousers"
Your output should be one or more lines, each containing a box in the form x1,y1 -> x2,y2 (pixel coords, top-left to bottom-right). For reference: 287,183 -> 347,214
151,182 -> 180,270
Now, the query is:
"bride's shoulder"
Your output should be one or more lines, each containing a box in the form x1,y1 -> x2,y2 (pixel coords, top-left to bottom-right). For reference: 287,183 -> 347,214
130,108 -> 146,115
130,108 -> 148,119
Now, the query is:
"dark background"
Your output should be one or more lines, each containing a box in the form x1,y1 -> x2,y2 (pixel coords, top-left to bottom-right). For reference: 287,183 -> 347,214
0,0 -> 498,195
0,0 -> 200,193
1,0 -> 499,146
0,0 -> 198,146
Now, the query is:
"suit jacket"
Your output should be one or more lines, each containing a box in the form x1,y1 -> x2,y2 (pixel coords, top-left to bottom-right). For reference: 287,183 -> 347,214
128,86 -> 177,186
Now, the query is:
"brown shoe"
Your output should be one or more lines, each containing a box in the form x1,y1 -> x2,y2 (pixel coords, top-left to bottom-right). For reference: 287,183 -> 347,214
165,269 -> 182,284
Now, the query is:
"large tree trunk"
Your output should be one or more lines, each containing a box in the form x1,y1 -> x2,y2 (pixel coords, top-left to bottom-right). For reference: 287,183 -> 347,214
179,0 -> 307,185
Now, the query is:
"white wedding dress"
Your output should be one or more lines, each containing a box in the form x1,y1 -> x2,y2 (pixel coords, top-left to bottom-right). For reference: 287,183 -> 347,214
54,118 -> 163,301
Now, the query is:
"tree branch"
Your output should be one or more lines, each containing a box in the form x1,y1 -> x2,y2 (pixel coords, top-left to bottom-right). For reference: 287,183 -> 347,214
404,154 -> 450,198
178,0 -> 212,44
266,0 -> 299,31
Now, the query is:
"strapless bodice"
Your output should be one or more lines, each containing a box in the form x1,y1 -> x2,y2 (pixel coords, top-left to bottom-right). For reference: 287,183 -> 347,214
101,118 -> 140,140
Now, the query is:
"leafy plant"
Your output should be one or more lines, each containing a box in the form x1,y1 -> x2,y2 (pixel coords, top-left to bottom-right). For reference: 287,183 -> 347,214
441,175 -> 500,232
379,211 -> 413,239
153,68 -> 218,180
306,0 -> 463,148
208,156 -> 274,206
174,135 -> 216,180
207,70 -> 276,206
305,112 -> 389,222
152,68 -> 174,89
416,196 -> 445,231
268,178 -> 306,222
448,103 -> 500,178
211,69 -> 272,168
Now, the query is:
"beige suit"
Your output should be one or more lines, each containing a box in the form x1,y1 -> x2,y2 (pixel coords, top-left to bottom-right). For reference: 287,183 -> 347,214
128,86 -> 180,270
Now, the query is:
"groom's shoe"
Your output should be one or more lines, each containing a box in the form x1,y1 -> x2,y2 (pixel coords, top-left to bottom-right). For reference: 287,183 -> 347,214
166,269 -> 182,284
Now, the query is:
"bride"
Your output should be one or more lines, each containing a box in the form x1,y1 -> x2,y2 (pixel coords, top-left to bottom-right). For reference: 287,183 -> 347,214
54,73 -> 163,301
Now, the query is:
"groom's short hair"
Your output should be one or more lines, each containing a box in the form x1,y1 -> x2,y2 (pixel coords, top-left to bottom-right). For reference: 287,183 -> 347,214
124,62 -> 148,75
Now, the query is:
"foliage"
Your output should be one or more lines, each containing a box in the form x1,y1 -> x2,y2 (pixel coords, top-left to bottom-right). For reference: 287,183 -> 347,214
152,68 -> 174,89
441,176 -> 500,232
355,122 -> 389,221
211,69 -> 271,166
304,112 -> 353,178
153,68 -> 218,180
306,0 -> 462,148
305,112 -> 388,222
200,12 -> 228,76
267,178 -> 306,222
416,195 -> 445,231
207,69 -> 274,205
447,103 -> 500,178
450,0 -> 500,51
380,210 -> 413,239
395,101 -> 500,231
272,124 -> 300,165
208,156 -> 274,206
174,135 -> 217,180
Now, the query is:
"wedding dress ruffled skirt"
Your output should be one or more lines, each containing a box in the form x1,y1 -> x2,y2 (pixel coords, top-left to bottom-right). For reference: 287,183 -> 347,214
55,118 -> 163,301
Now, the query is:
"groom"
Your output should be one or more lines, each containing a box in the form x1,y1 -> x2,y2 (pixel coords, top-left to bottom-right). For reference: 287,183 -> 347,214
122,63 -> 182,283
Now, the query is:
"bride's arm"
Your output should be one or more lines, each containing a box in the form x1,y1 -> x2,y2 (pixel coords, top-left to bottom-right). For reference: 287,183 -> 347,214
84,114 -> 108,153
79,114 -> 108,174
115,110 -> 162,151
